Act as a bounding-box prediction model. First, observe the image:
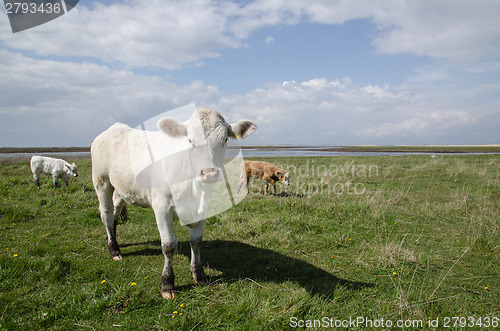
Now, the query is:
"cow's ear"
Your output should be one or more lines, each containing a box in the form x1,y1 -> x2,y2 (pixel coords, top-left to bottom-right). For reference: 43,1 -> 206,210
158,118 -> 187,137
230,120 -> 256,139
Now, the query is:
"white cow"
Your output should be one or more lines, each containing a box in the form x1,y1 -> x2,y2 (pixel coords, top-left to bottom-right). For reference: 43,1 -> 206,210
30,155 -> 78,188
91,107 -> 256,299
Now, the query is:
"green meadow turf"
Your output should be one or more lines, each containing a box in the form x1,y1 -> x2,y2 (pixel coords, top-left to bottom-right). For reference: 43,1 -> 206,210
0,155 -> 498,329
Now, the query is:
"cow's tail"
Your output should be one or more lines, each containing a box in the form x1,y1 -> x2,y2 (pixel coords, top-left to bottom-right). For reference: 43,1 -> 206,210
119,205 -> 128,223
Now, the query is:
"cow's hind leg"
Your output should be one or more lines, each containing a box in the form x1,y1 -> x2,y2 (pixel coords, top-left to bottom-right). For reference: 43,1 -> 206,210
112,191 -> 127,223
94,177 -> 122,260
244,177 -> 250,194
187,220 -> 208,286
237,177 -> 245,194
237,176 -> 250,194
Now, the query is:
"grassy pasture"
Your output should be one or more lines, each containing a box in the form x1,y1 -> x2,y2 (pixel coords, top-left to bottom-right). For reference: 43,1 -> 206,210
0,155 -> 498,330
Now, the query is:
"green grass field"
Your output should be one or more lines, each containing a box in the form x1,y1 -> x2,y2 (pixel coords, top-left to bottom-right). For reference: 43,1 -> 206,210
0,155 -> 498,330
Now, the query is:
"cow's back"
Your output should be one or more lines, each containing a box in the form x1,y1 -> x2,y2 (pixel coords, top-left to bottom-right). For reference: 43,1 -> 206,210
92,123 -> 130,175
91,124 -> 139,193
31,155 -> 59,174
91,123 -> 171,207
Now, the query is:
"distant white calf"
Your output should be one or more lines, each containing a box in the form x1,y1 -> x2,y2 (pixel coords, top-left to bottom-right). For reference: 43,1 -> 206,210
30,155 -> 78,188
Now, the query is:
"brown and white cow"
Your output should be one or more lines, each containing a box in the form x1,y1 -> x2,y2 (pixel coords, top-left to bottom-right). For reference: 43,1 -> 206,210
91,107 -> 256,299
237,160 -> 290,194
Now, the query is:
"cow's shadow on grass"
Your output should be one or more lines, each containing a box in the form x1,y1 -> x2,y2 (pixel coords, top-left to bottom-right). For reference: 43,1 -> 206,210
273,191 -> 305,198
123,240 -> 371,298
246,190 -> 305,197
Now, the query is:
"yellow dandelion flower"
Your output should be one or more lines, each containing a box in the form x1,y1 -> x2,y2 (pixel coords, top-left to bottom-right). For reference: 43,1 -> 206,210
173,311 -> 178,314
484,286 -> 488,290
393,272 -> 397,275
179,303 -> 184,307
171,315 -> 175,318
13,254 -> 18,257
348,238 -> 352,241
179,313 -> 183,316
131,282 -> 137,286
101,280 -> 106,284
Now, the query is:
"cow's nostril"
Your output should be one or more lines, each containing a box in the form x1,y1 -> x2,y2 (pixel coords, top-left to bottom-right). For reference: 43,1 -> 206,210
201,168 -> 217,176
200,168 -> 219,182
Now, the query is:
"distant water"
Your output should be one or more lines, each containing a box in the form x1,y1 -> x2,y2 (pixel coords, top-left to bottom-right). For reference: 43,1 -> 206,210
230,146 -> 500,158
238,149 -> 499,158
1,148 -> 499,160
0,152 -> 91,159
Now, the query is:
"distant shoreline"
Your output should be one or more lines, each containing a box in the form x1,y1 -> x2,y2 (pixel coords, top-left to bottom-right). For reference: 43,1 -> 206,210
0,147 -> 90,154
1,145 -> 500,155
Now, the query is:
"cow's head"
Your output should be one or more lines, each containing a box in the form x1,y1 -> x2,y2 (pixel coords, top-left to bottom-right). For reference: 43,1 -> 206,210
158,108 -> 256,183
65,163 -> 78,177
278,171 -> 290,186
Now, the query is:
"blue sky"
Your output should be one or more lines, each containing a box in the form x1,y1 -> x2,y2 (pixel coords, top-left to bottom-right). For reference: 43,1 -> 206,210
0,0 -> 499,147
172,20 -> 429,93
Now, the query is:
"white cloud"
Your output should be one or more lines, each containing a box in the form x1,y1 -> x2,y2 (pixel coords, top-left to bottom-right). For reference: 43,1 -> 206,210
370,0 -> 500,61
264,36 -> 275,45
233,0 -> 500,62
0,1 -> 498,146
1,0 -> 239,70
0,50 -> 222,146
213,76 -> 493,145
363,111 -> 476,138
1,0 -> 498,70
0,48 -> 496,146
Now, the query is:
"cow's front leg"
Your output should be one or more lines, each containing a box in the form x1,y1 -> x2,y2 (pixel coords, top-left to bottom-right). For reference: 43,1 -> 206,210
52,175 -> 59,188
187,220 -> 208,286
33,174 -> 40,188
154,207 -> 177,299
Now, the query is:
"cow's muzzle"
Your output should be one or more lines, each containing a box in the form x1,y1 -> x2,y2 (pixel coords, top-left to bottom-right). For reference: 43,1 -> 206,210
200,168 -> 220,182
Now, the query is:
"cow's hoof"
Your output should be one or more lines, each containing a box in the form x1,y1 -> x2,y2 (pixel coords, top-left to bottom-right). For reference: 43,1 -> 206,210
196,278 -> 208,286
193,271 -> 208,286
191,265 -> 208,286
161,291 -> 175,299
112,255 -> 123,261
